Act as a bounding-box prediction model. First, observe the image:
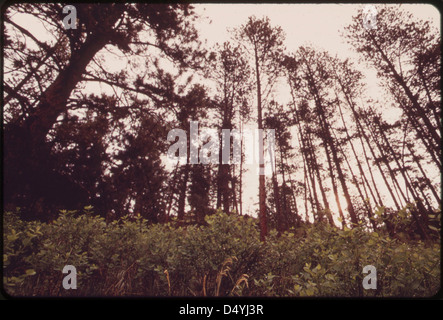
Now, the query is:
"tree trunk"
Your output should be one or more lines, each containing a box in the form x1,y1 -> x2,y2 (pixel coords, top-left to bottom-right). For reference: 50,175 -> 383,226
305,64 -> 358,224
348,103 -> 401,211
407,143 -> 441,204
336,91 -> 381,208
254,45 -> 267,241
27,33 -> 111,150
368,33 -> 440,151
177,164 -> 190,221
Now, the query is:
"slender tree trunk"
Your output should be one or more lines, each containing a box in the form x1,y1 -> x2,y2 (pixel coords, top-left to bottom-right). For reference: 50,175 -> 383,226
288,78 -> 333,225
359,128 -> 385,207
389,88 -> 441,169
177,163 -> 190,221
348,103 -> 400,211
364,114 -> 409,208
407,143 -> 441,204
298,129 -> 314,220
323,139 -> 345,225
341,91 -> 385,208
239,120 -> 244,216
336,94 -> 380,208
373,116 -> 431,233
231,165 -> 240,215
368,33 -> 440,150
331,126 -> 376,229
177,134 -> 192,221
306,131 -> 335,225
308,159 -> 322,221
253,45 -> 267,241
272,170 -> 283,233
326,129 -> 358,225
417,67 -> 441,129
271,131 -> 283,232
216,140 -> 223,210
299,55 -> 358,225
165,163 -> 181,222
307,74 -> 358,224
300,129 -> 322,221
281,141 -> 298,228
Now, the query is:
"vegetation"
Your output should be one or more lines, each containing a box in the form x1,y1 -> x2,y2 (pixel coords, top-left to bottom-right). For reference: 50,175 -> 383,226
2,4 -> 440,298
4,208 -> 440,297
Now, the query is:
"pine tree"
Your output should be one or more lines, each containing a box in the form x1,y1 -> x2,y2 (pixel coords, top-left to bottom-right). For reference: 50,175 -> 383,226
235,16 -> 285,240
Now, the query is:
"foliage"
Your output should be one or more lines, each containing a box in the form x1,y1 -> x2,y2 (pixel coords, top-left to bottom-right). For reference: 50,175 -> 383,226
3,3 -> 205,221
3,207 -> 440,297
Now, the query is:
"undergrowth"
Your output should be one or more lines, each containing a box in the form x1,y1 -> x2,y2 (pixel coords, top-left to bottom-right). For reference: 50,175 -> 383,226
3,207 -> 440,297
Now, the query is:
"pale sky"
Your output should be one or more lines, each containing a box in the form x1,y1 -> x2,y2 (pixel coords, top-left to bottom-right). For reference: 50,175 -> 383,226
195,3 -> 440,58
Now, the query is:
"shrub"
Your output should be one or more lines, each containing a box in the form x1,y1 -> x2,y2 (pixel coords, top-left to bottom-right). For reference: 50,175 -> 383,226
3,207 -> 440,297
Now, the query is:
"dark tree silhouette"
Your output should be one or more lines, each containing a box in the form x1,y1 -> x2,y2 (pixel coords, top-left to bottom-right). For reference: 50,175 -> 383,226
235,15 -> 286,240
3,3 -> 205,219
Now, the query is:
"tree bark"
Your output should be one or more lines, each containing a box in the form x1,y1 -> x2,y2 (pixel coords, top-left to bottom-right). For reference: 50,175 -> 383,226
253,44 -> 267,241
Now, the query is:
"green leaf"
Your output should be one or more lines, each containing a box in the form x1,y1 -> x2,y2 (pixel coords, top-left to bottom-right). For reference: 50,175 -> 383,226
328,254 -> 337,261
325,274 -> 335,281
305,288 -> 315,296
7,234 -> 19,242
25,269 -> 36,276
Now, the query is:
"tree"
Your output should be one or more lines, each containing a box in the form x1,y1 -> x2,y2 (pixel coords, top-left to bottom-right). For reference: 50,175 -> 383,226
285,47 -> 359,225
188,164 -> 212,224
106,113 -> 168,222
205,41 -> 252,215
3,3 -> 205,218
344,5 -> 441,168
264,102 -> 300,232
166,84 -> 212,221
235,15 -> 286,240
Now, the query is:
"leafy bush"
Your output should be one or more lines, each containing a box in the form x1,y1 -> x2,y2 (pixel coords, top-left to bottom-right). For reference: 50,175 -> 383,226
3,207 -> 440,297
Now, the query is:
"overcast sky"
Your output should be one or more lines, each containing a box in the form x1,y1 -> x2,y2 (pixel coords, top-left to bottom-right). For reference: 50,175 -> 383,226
194,3 -> 440,56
